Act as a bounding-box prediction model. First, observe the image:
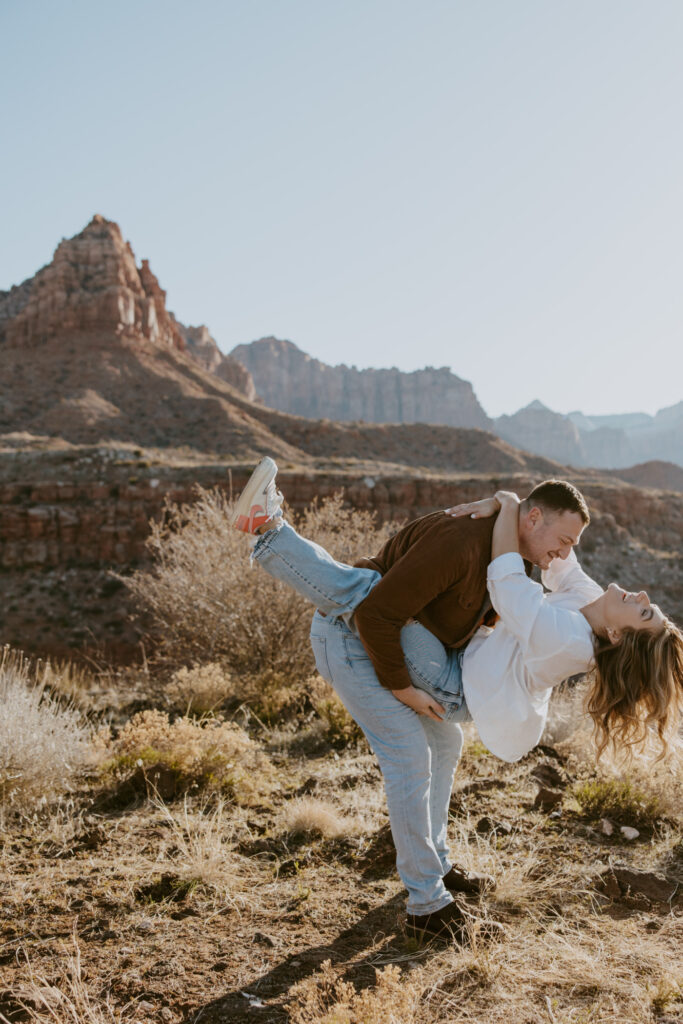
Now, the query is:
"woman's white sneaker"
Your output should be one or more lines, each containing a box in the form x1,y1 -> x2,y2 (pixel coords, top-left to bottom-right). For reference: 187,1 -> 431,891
231,457 -> 283,534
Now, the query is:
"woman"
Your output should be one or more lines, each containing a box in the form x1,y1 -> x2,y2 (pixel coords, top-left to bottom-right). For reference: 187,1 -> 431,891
232,458 -> 683,939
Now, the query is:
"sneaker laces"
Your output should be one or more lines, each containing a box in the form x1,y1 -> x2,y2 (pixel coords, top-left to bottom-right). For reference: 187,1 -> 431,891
265,480 -> 284,520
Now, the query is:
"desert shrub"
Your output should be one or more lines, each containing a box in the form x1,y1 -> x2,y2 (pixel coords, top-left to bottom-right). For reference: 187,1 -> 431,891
98,708 -> 273,801
0,648 -> 91,807
124,489 -> 397,681
166,662 -> 236,715
288,958 -> 419,1024
572,777 -> 662,827
307,674 -> 364,747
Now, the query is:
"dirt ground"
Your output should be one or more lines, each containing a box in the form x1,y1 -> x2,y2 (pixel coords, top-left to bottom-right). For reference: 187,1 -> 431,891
1,700 -> 682,1024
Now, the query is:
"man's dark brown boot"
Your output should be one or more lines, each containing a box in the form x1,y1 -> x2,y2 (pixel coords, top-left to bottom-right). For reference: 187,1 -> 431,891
442,865 -> 495,896
405,900 -> 467,943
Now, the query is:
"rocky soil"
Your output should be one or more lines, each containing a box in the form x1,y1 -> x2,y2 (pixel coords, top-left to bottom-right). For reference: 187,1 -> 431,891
1,710 -> 681,1024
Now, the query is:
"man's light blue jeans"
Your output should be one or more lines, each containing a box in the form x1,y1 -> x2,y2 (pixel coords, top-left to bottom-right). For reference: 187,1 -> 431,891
252,520 -> 471,915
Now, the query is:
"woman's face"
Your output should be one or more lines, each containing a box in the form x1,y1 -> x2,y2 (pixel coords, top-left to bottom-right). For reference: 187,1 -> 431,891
604,583 -> 666,635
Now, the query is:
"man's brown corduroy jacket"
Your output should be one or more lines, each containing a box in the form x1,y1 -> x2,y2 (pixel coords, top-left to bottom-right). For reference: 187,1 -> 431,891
353,510 -> 498,691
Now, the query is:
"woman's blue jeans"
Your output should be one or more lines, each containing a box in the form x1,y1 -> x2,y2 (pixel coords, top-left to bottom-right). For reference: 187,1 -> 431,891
252,521 -> 471,915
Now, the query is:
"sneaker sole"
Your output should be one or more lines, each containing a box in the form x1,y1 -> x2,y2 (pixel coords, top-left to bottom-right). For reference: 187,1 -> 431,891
231,457 -> 279,530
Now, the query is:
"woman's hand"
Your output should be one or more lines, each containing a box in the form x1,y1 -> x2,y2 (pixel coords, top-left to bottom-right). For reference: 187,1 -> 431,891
494,490 -> 520,508
391,684 -> 445,721
445,495 -> 501,520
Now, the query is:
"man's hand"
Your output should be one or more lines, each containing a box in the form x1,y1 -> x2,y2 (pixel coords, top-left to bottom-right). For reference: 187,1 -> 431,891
391,684 -> 445,720
445,496 -> 501,520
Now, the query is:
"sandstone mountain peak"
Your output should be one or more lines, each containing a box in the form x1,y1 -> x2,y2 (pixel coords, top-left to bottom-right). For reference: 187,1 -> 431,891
0,214 -> 185,352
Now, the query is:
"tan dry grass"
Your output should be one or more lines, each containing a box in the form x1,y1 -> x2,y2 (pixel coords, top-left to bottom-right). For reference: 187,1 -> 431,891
164,661 -> 236,715
280,797 -> 364,839
288,959 -> 420,1024
0,935 -> 137,1024
151,795 -> 258,908
416,914 -> 683,1023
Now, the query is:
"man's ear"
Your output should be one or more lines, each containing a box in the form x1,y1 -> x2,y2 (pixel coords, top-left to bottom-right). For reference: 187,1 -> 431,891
526,505 -> 543,527
607,627 -> 621,645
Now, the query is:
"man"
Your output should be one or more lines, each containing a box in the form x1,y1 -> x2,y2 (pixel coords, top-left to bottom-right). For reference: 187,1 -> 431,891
232,459 -> 589,940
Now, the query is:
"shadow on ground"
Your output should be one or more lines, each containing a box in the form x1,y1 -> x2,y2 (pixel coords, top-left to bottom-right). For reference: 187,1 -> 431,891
182,894 -> 432,1023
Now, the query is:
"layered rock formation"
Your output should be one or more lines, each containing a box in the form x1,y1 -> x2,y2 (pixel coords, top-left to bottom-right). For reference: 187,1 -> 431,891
0,216 -> 186,352
230,337 -> 492,430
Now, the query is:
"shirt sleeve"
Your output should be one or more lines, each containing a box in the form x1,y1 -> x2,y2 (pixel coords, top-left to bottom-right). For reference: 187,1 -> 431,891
486,552 -> 589,662
353,527 -> 474,690
541,549 -> 604,604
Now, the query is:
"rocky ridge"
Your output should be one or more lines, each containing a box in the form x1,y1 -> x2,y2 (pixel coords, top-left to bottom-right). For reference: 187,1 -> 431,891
495,401 -> 683,469
226,342 -> 681,468
230,336 -> 492,430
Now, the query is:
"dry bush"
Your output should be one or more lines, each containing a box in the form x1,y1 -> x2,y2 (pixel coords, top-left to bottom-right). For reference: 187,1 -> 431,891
39,658 -> 96,707
124,489 -> 397,681
307,674 -> 364,747
572,777 -> 663,828
280,797 -> 363,839
165,662 -> 236,715
288,958 -> 420,1024
0,648 -> 91,808
98,708 -> 273,801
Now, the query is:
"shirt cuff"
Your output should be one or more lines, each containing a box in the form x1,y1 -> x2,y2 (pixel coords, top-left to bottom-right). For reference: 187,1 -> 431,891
487,551 -> 526,581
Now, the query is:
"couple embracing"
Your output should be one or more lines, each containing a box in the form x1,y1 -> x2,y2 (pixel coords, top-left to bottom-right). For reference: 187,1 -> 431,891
232,458 -> 683,943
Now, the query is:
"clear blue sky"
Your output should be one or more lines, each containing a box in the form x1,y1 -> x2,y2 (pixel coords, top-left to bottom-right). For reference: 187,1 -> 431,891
1,0 -> 682,418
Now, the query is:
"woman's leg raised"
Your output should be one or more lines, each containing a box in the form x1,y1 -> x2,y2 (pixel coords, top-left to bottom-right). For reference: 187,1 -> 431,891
252,520 -> 380,622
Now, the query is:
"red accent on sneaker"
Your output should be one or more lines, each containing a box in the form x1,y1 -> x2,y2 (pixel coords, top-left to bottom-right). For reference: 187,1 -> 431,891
234,505 -> 272,533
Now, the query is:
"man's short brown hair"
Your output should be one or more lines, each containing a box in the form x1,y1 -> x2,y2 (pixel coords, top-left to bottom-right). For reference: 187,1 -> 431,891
525,479 -> 590,525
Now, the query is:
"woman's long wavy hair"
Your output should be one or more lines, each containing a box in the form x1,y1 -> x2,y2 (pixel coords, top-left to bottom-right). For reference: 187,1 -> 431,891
586,618 -> 683,759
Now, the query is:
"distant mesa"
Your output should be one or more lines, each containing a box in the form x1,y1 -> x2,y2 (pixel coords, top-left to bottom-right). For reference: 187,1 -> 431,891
227,344 -> 682,469
229,336 -> 492,431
